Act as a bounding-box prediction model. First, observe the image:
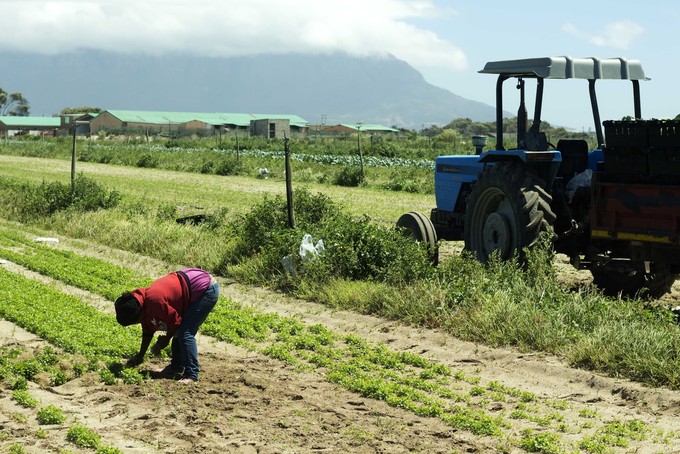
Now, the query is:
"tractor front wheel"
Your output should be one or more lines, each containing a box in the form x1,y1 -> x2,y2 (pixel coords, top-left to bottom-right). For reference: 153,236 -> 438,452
464,161 -> 555,263
396,211 -> 439,265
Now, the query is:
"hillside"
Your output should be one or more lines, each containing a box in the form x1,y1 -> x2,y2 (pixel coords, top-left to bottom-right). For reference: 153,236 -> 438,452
2,50 -> 495,128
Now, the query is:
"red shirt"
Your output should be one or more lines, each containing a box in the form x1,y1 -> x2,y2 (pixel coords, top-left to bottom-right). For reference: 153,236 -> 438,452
133,272 -> 190,336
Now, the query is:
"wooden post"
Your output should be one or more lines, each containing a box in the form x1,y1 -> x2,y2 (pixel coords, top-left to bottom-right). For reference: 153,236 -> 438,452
357,123 -> 364,177
284,135 -> 295,228
71,126 -> 76,193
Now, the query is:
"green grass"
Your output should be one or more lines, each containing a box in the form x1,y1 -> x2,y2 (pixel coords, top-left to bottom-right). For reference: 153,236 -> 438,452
0,153 -> 433,225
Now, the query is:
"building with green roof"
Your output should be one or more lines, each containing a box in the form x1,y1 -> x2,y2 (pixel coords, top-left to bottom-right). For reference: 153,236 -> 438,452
90,110 -> 308,138
0,116 -> 61,135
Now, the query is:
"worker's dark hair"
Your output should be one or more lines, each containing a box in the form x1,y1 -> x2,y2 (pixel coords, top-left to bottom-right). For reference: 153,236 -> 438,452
115,292 -> 141,326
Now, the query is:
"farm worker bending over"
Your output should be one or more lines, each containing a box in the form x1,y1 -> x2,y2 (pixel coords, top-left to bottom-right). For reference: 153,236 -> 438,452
114,268 -> 219,383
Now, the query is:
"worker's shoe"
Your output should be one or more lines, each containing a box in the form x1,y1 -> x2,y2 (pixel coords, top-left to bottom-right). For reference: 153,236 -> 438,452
177,376 -> 198,384
154,365 -> 183,379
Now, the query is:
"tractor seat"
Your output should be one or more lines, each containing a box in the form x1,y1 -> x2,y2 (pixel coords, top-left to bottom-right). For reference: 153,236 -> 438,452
556,139 -> 589,179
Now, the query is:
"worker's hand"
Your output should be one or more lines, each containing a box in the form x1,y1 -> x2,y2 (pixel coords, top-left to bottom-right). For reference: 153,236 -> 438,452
151,335 -> 171,356
126,353 -> 144,367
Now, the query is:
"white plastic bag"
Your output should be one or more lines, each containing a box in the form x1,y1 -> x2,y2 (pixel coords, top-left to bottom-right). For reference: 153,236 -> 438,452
299,233 -> 325,262
281,255 -> 296,275
565,169 -> 592,203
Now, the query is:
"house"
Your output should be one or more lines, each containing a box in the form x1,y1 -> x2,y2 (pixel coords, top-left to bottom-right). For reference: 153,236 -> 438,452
308,123 -> 399,137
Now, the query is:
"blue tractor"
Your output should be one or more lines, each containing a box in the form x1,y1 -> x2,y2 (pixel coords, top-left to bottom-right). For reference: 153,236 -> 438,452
398,56 -> 680,297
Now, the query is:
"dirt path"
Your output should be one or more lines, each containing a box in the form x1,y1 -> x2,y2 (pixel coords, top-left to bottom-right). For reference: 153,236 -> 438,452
2,232 -> 680,452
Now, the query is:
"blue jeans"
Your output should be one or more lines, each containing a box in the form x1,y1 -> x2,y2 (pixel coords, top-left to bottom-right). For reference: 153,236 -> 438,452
171,281 -> 219,380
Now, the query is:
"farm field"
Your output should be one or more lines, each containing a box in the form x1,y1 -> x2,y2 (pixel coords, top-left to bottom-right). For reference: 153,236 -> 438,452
1,150 -> 680,452
0,223 -> 679,453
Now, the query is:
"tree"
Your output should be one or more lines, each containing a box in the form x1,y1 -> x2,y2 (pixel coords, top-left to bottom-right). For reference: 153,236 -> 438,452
60,106 -> 102,115
0,88 -> 29,116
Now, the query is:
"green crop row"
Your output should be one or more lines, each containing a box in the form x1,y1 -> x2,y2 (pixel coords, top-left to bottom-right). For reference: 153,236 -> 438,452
0,267 -> 140,360
0,227 -> 151,301
0,228 -> 675,451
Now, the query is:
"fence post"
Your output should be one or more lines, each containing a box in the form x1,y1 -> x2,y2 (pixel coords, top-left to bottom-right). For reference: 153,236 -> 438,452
71,125 -> 76,193
284,134 -> 295,228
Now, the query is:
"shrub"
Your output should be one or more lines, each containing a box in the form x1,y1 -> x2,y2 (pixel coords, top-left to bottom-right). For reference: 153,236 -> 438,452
136,153 -> 158,168
214,156 -> 243,176
71,176 -> 121,211
333,166 -> 364,187
5,175 -> 121,220
228,189 -> 434,285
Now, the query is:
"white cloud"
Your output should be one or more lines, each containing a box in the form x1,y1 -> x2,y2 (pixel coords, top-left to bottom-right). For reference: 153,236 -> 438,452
563,20 -> 644,50
0,0 -> 467,70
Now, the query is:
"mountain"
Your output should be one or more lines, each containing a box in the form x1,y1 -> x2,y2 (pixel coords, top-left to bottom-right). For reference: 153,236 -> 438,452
1,50 -> 496,129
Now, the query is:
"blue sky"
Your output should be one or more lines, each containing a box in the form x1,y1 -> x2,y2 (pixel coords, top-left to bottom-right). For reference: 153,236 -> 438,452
415,1 -> 680,129
1,0 -> 678,129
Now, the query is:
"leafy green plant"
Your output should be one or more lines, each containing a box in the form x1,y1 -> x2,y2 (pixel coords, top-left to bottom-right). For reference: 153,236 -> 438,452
36,404 -> 65,425
67,423 -> 101,448
12,359 -> 41,380
119,367 -> 143,385
99,369 -> 117,385
7,443 -> 25,454
50,370 -> 69,386
6,374 -> 27,390
96,445 -> 123,454
0,267 -> 140,361
36,346 -> 59,367
520,430 -> 561,453
11,389 -> 38,408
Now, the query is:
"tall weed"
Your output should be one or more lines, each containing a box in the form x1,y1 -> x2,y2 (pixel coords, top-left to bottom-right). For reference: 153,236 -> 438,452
227,188 -> 434,286
0,175 -> 120,221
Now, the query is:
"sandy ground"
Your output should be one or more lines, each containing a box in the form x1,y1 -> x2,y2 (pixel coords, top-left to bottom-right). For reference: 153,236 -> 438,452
1,236 -> 680,453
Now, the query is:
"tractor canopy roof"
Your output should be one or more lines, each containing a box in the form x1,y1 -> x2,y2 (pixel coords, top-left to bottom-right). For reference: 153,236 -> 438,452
479,56 -> 648,81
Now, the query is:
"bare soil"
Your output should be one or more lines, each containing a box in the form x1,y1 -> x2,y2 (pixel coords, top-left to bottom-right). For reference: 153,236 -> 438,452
2,237 -> 680,453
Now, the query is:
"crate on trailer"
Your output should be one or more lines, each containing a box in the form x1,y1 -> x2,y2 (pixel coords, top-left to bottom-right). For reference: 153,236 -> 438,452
648,149 -> 680,180
603,145 -> 649,181
648,119 -> 680,149
603,120 -> 649,148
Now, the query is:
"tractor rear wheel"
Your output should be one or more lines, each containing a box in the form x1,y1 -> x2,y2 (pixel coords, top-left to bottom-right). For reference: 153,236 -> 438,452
396,211 -> 439,265
464,161 -> 555,263
591,264 -> 677,298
